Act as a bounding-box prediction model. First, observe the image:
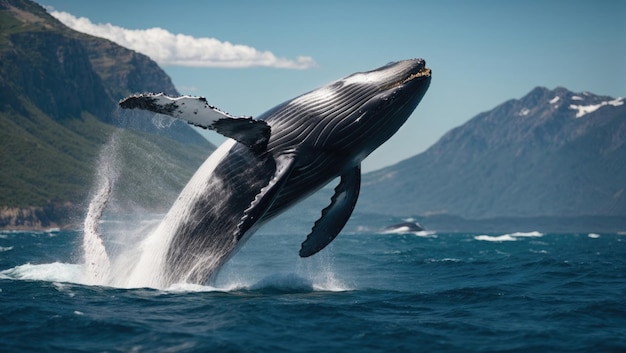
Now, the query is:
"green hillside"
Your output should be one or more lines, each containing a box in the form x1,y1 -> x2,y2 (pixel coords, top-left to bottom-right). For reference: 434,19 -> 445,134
0,0 -> 214,229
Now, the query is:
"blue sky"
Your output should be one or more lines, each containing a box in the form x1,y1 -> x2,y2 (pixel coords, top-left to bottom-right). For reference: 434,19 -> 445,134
40,1 -> 625,172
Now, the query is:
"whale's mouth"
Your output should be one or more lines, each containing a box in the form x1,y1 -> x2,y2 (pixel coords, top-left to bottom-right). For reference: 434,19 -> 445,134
383,64 -> 431,91
403,67 -> 432,84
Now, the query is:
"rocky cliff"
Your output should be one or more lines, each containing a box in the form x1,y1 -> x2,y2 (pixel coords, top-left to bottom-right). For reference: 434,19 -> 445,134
0,0 -> 214,229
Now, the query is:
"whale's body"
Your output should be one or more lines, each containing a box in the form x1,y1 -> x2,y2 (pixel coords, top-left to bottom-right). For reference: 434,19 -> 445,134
120,59 -> 431,286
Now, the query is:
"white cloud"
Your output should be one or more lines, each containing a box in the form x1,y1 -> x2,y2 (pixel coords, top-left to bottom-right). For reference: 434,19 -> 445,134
48,10 -> 317,69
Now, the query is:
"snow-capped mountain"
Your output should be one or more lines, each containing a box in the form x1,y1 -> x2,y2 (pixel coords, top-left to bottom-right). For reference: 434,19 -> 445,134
360,87 -> 626,223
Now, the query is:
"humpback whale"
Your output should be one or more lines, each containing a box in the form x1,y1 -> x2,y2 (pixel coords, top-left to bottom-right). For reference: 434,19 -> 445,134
119,59 -> 431,286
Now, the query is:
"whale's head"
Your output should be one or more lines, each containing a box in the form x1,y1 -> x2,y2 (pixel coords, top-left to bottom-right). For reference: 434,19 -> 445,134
265,59 -> 431,164
332,59 -> 431,156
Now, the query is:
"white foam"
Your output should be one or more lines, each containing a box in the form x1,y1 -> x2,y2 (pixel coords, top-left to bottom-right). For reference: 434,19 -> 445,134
588,233 -> 600,238
212,248 -> 351,293
474,231 -> 544,242
382,226 -> 416,234
414,230 -> 437,237
474,234 -> 517,242
507,231 -> 544,237
165,282 -> 227,293
1,263 -> 84,283
0,246 -> 13,252
162,270 -> 350,293
425,258 -> 462,263
311,270 -> 350,292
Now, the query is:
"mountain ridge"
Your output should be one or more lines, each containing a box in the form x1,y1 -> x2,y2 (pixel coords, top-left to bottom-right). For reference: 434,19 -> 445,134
0,0 -> 214,229
359,86 -> 625,223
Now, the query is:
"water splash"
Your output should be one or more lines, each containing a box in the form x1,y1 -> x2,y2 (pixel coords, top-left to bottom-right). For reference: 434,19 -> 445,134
76,135 -> 344,292
120,139 -> 237,289
82,134 -> 119,285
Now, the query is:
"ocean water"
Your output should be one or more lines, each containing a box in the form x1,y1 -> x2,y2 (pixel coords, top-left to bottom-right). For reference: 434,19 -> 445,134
1,224 -> 625,352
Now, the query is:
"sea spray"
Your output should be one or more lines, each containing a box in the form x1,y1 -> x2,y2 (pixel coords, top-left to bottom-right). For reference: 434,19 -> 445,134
299,247 -> 350,291
82,133 -> 119,285
122,140 -> 237,289
78,134 -> 346,290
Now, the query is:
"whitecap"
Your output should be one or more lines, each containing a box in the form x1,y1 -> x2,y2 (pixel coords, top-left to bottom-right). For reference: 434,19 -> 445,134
0,246 -> 13,252
588,233 -> 600,238
165,282 -> 226,293
508,231 -> 544,237
1,262 -> 84,284
414,230 -> 437,237
425,258 -> 462,263
474,234 -> 517,242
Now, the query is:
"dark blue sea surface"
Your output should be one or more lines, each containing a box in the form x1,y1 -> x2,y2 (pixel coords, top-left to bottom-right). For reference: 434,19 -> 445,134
1,224 -> 625,352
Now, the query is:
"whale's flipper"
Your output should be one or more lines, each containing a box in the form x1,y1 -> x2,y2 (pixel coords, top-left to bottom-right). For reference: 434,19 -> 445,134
211,117 -> 270,152
299,165 -> 361,257
119,93 -> 270,150
236,153 -> 298,240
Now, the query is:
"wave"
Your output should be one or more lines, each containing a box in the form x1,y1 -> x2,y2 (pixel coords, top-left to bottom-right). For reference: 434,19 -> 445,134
507,231 -> 544,237
172,272 -> 350,294
0,228 -> 60,237
474,231 -> 544,242
1,262 -> 350,294
425,258 -> 463,263
474,234 -> 517,242
0,262 -> 84,283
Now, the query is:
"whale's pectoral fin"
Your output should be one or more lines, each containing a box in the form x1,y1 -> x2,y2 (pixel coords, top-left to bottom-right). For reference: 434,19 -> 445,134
299,165 -> 361,257
211,117 -> 270,151
236,153 -> 298,240
119,93 -> 270,150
